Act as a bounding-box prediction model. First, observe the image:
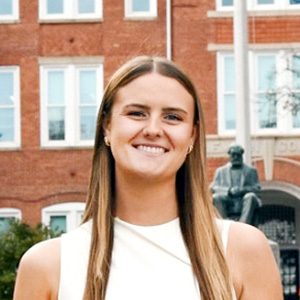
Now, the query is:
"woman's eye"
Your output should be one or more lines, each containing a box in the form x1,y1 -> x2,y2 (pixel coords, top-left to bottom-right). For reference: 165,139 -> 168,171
165,114 -> 182,122
127,111 -> 146,117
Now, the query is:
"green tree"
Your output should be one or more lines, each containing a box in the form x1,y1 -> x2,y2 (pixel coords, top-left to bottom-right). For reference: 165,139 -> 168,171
0,220 -> 59,300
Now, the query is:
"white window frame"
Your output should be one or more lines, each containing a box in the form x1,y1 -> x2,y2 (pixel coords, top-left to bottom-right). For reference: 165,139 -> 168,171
0,0 -> 19,23
0,66 -> 21,149
40,58 -> 103,148
217,50 -> 300,136
42,202 -> 86,233
39,0 -> 103,22
0,207 -> 22,233
0,207 -> 22,220
216,0 -> 300,11
217,52 -> 236,136
125,0 -> 157,19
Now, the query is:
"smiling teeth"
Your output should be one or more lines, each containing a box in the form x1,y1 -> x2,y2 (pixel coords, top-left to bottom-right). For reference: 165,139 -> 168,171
137,145 -> 165,153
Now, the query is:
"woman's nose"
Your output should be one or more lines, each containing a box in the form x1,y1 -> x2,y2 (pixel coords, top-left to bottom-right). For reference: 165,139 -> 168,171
142,116 -> 163,138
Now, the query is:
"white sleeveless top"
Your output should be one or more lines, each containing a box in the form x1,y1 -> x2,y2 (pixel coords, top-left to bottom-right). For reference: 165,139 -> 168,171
58,218 -> 236,300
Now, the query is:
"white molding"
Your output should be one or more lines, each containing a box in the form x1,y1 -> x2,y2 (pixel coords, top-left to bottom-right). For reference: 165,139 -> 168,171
42,202 -> 86,232
208,43 -> 300,52
208,9 -> 300,18
0,207 -> 22,219
206,136 -> 300,157
38,56 -> 104,65
261,181 -> 300,201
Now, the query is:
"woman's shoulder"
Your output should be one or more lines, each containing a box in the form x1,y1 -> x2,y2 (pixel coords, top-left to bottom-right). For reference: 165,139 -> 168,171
13,238 -> 61,300
229,221 -> 268,251
227,221 -> 283,300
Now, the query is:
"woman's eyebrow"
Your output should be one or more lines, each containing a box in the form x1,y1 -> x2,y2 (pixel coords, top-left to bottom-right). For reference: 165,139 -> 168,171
122,104 -> 188,115
122,104 -> 149,110
163,107 -> 188,115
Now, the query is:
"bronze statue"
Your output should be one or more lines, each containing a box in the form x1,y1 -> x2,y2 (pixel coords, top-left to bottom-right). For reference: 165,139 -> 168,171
210,144 -> 261,224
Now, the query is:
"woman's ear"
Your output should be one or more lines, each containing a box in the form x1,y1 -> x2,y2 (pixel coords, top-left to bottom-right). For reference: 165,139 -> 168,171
103,115 -> 111,139
191,124 -> 198,146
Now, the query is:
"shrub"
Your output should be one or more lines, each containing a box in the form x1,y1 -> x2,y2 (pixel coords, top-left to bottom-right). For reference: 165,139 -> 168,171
0,220 -> 59,300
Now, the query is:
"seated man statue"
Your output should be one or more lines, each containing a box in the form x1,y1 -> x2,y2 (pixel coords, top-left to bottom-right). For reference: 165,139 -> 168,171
210,144 -> 261,224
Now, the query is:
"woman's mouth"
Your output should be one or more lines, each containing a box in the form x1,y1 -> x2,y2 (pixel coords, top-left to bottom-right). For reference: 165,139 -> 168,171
136,145 -> 166,154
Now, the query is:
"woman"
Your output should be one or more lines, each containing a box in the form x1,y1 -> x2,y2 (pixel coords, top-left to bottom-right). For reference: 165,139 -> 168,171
13,56 -> 283,300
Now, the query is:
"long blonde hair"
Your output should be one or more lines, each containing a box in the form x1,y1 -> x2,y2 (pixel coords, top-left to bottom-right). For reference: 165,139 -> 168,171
82,56 -> 233,300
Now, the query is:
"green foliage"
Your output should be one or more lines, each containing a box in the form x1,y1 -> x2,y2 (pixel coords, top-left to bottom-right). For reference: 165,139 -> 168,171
0,220 -> 59,300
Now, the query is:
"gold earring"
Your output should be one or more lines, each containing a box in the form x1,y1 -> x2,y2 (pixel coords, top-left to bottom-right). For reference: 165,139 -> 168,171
188,145 -> 193,154
104,136 -> 110,146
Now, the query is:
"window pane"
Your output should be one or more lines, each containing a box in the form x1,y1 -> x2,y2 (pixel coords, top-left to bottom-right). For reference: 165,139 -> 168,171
79,70 -> 97,104
258,94 -> 277,128
78,0 -> 95,13
47,0 -> 63,14
290,0 -> 300,4
0,72 -> 14,105
292,93 -> 300,128
50,215 -> 66,234
48,71 -> 65,105
292,55 -> 300,90
257,0 -> 274,4
132,0 -> 150,12
258,56 -> 276,91
0,217 -> 12,235
0,108 -> 14,142
0,0 -> 12,15
48,107 -> 65,140
224,57 -> 235,92
80,107 -> 96,140
222,0 -> 233,6
224,94 -> 236,130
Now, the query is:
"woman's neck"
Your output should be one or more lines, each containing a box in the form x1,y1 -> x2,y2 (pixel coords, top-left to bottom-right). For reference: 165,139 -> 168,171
114,171 -> 178,226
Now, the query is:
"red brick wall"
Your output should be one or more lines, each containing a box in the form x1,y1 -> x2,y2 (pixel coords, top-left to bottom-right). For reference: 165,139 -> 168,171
1,1 -> 300,225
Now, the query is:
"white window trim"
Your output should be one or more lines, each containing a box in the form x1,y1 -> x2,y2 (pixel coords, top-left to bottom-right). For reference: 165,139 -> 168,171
0,207 -> 22,220
125,0 -> 157,19
42,202 -> 86,232
217,52 -> 235,136
0,66 -> 21,149
40,58 -> 103,148
39,0 -> 103,22
216,0 -> 300,11
217,50 -> 300,136
0,0 -> 19,23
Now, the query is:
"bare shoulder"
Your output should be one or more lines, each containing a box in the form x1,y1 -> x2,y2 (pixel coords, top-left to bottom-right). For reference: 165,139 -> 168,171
13,237 -> 61,300
227,222 -> 283,300
229,221 -> 270,253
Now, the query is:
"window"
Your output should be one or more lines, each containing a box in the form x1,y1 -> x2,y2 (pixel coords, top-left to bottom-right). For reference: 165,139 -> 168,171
0,0 -> 19,22
0,66 -> 20,148
39,0 -> 102,21
0,208 -> 21,235
216,0 -> 300,10
42,202 -> 86,234
125,0 -> 157,18
217,51 -> 300,135
217,55 -> 236,131
40,58 -> 103,148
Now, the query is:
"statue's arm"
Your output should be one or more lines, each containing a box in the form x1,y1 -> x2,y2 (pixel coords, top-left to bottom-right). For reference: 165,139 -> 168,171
210,169 -> 230,195
241,168 -> 261,195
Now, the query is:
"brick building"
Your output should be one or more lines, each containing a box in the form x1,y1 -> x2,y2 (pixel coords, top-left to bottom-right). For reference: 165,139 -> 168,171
0,0 -> 300,298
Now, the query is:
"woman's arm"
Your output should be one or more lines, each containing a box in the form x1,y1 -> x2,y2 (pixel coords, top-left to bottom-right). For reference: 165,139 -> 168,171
227,222 -> 283,300
13,238 -> 61,300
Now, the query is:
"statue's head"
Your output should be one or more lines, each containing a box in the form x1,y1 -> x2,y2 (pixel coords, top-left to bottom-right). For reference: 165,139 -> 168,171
228,143 -> 244,168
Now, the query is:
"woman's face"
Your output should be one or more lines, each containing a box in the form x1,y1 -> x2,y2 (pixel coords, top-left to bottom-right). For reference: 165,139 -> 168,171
105,72 -> 197,181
